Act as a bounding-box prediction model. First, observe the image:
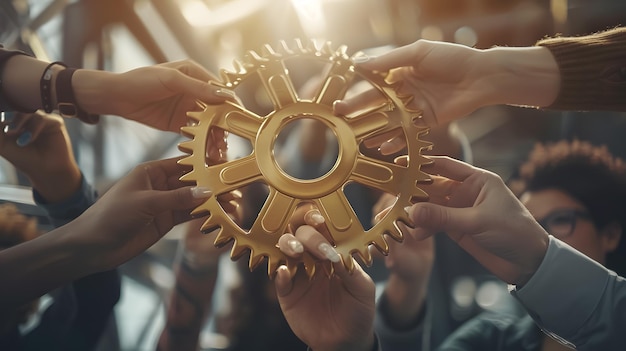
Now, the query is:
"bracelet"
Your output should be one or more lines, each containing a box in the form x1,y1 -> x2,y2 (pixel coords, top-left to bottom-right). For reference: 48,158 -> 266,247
40,61 -> 66,113
56,68 -> 99,124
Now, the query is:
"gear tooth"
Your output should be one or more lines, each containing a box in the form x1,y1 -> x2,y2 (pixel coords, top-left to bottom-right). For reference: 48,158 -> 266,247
232,59 -> 245,74
320,41 -> 333,55
214,229 -> 234,247
187,111 -> 204,121
356,247 -> 373,267
372,236 -> 390,255
335,44 -> 348,57
292,38 -> 306,53
178,139 -> 196,152
178,170 -> 198,182
387,225 -> 404,242
277,40 -> 293,55
343,256 -> 356,274
248,252 -> 266,271
262,44 -> 278,58
230,242 -> 249,260
179,126 -> 198,137
244,50 -> 266,64
266,256 -> 282,277
305,38 -> 318,53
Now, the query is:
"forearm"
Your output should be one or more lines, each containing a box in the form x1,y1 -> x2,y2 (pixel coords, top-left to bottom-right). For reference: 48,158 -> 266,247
478,46 -> 560,109
157,258 -> 219,351
380,275 -> 427,329
1,54 -> 61,112
0,218 -> 97,308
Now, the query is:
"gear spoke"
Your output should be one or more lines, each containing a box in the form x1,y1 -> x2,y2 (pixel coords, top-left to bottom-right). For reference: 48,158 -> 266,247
351,155 -> 408,194
257,61 -> 298,110
252,189 -> 298,234
207,102 -> 264,141
315,52 -> 354,106
207,155 -> 263,192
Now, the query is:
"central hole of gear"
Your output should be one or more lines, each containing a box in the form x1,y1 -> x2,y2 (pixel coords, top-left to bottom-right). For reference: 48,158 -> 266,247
274,117 -> 339,180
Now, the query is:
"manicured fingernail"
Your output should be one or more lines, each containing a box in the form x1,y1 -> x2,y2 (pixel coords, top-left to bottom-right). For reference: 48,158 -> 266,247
16,131 -> 32,146
380,141 -> 395,154
318,243 -> 340,263
191,186 -> 212,198
1,111 -> 15,123
288,239 -> 304,254
404,206 -> 412,215
215,89 -> 237,99
352,54 -> 371,64
305,209 -> 325,225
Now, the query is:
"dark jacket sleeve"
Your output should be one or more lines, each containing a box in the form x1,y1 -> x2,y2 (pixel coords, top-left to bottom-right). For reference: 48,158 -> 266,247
28,175 -> 121,351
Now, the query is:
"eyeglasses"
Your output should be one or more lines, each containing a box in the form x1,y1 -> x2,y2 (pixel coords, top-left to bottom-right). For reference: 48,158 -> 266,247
536,209 -> 591,239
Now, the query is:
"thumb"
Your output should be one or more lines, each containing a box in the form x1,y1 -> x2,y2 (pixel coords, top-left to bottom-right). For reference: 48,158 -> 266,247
141,186 -> 208,215
408,202 -> 470,235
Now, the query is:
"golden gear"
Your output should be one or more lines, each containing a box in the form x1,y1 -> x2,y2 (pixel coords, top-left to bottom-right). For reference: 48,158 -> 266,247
178,39 -> 432,277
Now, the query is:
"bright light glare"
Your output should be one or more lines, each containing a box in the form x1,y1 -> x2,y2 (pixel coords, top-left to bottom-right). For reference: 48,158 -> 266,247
181,0 -> 268,27
291,0 -> 327,37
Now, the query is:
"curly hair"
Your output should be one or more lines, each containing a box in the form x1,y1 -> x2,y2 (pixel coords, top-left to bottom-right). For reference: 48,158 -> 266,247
509,139 -> 626,273
0,203 -> 41,334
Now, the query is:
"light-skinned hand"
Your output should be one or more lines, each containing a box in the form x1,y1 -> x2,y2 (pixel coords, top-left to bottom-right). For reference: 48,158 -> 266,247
406,156 -> 550,286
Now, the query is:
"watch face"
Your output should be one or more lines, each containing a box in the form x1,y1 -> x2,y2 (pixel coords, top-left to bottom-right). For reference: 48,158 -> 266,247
58,103 -> 77,118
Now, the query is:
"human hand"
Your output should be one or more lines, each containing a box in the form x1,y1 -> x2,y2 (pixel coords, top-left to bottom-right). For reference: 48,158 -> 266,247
72,157 -> 212,271
334,40 -> 487,128
406,156 -> 549,286
275,225 -> 376,351
74,60 -> 238,133
0,111 -> 81,202
334,40 -> 559,132
372,192 -> 434,328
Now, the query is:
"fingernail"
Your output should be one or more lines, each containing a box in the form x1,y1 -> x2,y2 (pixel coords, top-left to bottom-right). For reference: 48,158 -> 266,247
1,111 -> 15,123
380,141 -> 394,154
352,54 -> 371,64
318,242 -> 341,263
16,131 -> 31,146
191,186 -> 212,198
404,206 -> 412,215
3,122 -> 16,133
305,209 -> 325,225
288,239 -> 304,254
215,89 -> 237,99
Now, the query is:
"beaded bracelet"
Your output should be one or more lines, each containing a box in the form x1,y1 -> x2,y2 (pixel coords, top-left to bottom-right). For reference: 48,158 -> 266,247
40,61 -> 67,113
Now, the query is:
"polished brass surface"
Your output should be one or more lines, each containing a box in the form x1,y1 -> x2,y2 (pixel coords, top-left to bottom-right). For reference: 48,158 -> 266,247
179,40 -> 432,277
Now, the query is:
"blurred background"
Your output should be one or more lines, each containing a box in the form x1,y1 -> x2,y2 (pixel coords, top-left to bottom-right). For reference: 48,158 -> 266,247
1,0 -> 626,350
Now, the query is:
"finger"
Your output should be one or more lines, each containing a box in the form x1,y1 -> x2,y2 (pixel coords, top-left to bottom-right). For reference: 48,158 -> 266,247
162,59 -> 218,82
3,112 -> 32,136
422,156 -> 478,182
274,265 -> 294,297
354,42 -> 421,73
294,225 -> 341,263
143,185 -> 211,216
407,202 -> 473,235
163,69 -> 237,105
19,112 -> 51,144
333,89 -> 387,117
277,233 -> 304,258
379,137 -> 407,155
362,129 -> 402,149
